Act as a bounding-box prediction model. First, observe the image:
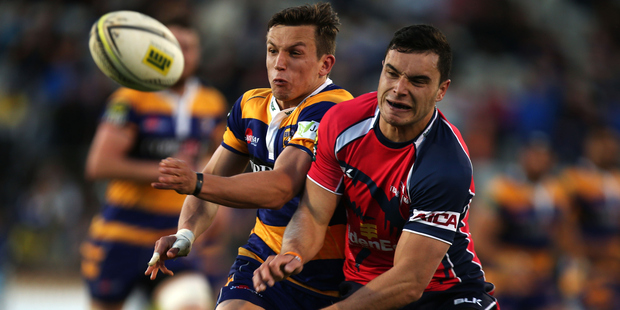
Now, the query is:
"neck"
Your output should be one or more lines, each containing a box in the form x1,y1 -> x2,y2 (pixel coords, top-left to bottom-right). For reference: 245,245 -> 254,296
378,113 -> 432,143
170,77 -> 188,95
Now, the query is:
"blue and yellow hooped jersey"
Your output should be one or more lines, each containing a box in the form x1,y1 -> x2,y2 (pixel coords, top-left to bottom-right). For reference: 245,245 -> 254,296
221,81 -> 353,295
86,80 -> 228,248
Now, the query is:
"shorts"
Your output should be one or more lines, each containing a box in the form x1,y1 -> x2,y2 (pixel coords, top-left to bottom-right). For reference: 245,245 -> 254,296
81,239 -> 198,303
339,280 -> 499,310
216,256 -> 340,310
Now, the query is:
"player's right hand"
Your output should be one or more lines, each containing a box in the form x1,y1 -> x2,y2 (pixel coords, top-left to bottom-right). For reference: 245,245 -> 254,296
151,157 -> 197,195
144,234 -> 191,280
252,253 -> 304,292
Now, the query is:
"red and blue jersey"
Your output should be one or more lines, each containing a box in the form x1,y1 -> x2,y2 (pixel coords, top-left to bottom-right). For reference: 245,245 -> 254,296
221,80 -> 353,296
308,92 -> 486,291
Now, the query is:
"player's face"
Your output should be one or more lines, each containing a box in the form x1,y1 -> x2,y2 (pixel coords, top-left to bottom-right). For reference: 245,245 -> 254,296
376,50 -> 450,142
169,26 -> 200,80
266,25 -> 331,108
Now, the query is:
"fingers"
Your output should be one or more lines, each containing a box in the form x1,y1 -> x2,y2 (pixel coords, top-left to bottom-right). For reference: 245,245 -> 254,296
145,263 -> 174,280
253,254 -> 303,292
148,252 -> 160,266
167,247 -> 180,258
253,256 -> 275,292
152,158 -> 195,194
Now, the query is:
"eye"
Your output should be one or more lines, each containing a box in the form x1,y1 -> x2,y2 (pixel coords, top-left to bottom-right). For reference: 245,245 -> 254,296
267,48 -> 277,54
386,70 -> 398,78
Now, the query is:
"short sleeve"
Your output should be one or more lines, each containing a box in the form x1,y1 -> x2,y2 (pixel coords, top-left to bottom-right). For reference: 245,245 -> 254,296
307,108 -> 344,194
287,100 -> 336,158
403,165 -> 473,245
101,93 -> 137,127
221,95 -> 248,155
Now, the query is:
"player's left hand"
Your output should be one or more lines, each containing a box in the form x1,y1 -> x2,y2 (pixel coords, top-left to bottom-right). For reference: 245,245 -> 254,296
151,157 -> 197,195
252,253 -> 304,292
144,235 -> 182,280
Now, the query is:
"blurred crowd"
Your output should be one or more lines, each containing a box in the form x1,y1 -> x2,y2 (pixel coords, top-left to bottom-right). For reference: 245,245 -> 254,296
0,0 -> 619,309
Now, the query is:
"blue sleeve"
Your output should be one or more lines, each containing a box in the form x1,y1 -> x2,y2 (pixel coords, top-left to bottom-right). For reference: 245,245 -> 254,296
403,144 -> 474,245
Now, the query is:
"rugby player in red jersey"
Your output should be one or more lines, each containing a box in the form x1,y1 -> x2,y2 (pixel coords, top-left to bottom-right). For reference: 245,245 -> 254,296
254,24 -> 499,310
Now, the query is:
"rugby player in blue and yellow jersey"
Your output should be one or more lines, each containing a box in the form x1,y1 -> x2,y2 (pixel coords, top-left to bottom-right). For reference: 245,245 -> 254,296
81,18 -> 228,310
145,3 -> 353,310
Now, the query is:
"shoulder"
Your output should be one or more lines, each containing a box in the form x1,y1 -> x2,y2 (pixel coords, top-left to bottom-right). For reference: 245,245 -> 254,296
240,88 -> 271,105
308,84 -> 354,105
414,112 -> 473,189
323,92 -> 378,126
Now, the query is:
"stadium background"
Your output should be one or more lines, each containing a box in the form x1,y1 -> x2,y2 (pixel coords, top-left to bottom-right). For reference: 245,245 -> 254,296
1,0 -> 619,309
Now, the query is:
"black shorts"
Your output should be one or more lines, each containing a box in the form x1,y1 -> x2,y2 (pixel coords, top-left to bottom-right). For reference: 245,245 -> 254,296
339,281 -> 499,310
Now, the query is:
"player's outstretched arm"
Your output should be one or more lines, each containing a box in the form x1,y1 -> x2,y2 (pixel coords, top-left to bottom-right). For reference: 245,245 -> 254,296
146,145 -> 248,280
152,145 -> 313,210
253,179 -> 340,291
323,233 -> 450,310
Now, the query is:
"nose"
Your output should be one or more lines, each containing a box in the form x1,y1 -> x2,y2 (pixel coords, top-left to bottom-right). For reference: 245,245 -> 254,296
274,53 -> 286,71
392,76 -> 408,96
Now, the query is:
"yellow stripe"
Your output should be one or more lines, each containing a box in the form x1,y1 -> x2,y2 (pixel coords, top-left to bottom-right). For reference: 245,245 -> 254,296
191,88 -> 228,115
222,129 -> 248,154
251,218 -> 346,260
236,247 -> 340,297
106,180 -> 186,215
88,215 -> 176,246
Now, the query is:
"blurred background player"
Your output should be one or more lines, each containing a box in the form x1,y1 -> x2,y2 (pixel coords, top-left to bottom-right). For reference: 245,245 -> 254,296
80,16 -> 228,310
474,133 -> 572,310
559,127 -> 620,310
146,3 -> 354,310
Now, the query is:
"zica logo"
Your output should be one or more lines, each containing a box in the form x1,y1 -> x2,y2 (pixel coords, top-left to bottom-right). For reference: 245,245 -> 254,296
142,45 -> 173,76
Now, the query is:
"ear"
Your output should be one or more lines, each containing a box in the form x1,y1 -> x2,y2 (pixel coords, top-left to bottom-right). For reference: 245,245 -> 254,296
318,54 -> 336,77
435,79 -> 451,102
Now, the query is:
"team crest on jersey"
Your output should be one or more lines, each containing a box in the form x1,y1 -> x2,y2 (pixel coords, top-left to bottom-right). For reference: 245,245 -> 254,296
245,128 -> 260,146
390,182 -> 411,205
282,128 -> 293,148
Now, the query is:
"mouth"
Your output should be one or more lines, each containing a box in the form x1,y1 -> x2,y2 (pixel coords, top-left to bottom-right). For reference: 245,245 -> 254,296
387,99 -> 411,110
272,78 -> 288,86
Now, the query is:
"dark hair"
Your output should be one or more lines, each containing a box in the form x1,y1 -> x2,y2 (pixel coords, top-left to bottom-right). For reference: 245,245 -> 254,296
267,2 -> 340,58
386,24 -> 452,84
162,15 -> 194,29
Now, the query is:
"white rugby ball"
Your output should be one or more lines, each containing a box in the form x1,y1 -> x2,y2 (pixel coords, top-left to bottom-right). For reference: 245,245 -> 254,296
89,11 -> 184,91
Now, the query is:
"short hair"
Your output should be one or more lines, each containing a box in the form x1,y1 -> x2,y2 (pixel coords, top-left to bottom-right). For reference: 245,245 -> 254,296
385,24 -> 452,84
267,2 -> 340,58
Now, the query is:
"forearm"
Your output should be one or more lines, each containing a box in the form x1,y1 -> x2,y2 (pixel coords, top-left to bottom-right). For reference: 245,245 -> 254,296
323,267 -> 423,310
178,195 -> 219,238
86,156 -> 161,182
281,203 -> 328,260
196,169 -> 300,209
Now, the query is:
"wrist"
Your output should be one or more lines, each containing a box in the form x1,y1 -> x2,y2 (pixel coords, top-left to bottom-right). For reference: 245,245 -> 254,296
175,228 -> 195,244
283,251 -> 303,264
191,172 -> 203,196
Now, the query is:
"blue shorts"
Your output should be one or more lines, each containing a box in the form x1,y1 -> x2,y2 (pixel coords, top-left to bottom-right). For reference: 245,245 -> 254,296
216,256 -> 340,310
339,280 -> 499,310
81,239 -> 198,303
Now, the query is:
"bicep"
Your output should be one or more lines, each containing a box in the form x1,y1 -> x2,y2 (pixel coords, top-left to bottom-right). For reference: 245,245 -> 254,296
271,146 -> 314,195
202,145 -> 249,177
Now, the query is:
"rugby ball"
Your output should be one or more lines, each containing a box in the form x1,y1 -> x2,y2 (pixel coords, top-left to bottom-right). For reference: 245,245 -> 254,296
89,11 -> 184,91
